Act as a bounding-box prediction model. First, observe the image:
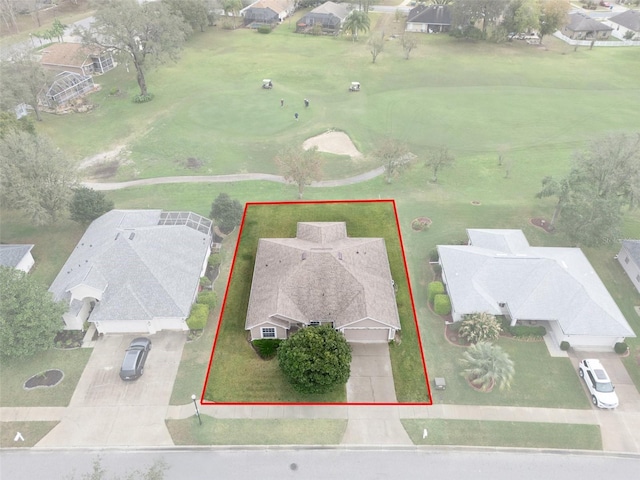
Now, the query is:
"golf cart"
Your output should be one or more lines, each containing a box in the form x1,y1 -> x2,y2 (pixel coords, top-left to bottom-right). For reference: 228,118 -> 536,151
349,81 -> 360,92
262,79 -> 273,89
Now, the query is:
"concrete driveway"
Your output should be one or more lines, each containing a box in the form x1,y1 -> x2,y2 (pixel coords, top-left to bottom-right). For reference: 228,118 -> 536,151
37,331 -> 186,447
571,352 -> 640,453
346,343 -> 397,403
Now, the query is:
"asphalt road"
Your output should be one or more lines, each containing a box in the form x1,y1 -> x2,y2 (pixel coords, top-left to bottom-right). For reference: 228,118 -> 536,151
2,448 -> 640,480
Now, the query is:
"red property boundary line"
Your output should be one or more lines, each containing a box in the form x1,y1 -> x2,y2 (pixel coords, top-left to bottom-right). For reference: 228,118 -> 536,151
200,199 -> 432,406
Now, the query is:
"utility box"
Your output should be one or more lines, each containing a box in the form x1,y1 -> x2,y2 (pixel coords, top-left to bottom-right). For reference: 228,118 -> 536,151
434,377 -> 446,390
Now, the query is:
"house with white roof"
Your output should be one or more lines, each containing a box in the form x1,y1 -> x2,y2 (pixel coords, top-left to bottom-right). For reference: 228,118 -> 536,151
618,239 -> 640,294
0,244 -> 35,273
438,229 -> 635,351
245,222 -> 400,343
49,210 -> 212,334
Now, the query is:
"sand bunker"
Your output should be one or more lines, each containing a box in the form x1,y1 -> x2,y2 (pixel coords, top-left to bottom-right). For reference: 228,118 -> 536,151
302,131 -> 363,158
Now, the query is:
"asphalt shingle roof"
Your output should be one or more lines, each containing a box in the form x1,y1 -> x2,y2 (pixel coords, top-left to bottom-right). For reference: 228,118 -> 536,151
245,222 -> 400,331
438,229 -> 635,338
0,244 -> 33,269
610,9 -> 640,32
49,210 -> 211,323
622,239 -> 640,266
566,12 -> 613,32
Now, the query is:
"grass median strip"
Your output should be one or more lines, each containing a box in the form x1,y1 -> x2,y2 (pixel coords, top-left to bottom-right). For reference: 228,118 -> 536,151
401,419 -> 602,450
166,418 -> 347,445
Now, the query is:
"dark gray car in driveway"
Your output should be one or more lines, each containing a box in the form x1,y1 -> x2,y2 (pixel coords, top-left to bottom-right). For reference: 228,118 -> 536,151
119,337 -> 152,381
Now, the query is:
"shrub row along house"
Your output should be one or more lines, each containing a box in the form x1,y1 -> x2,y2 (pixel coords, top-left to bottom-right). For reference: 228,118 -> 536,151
438,229 -> 635,351
49,210 -> 212,335
245,222 -> 401,343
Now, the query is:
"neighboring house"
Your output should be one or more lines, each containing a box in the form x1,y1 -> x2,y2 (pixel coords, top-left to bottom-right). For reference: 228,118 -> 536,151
40,71 -> 95,108
406,4 -> 452,33
618,240 -> 640,294
438,229 -> 636,351
609,9 -> 640,40
49,210 -> 212,335
562,12 -> 613,40
296,1 -> 349,34
0,244 -> 35,273
40,43 -> 115,76
245,222 -> 401,343
241,0 -> 294,26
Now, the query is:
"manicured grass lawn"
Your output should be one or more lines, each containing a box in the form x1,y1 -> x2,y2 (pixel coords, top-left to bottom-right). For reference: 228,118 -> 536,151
166,418 -> 347,445
204,201 -> 428,403
0,348 -> 92,407
0,421 -> 59,448
401,419 -> 602,450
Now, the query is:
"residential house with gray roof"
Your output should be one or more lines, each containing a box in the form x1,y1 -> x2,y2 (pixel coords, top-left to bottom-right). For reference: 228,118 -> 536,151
0,244 -> 35,273
618,239 -> 640,294
406,4 -> 451,33
438,229 -> 635,351
49,210 -> 212,335
296,2 -> 349,34
609,9 -> 640,40
245,222 -> 401,343
562,12 -> 613,40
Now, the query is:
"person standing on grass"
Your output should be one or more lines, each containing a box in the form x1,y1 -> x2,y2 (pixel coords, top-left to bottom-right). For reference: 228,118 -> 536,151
304,98 -> 309,108
294,112 -> 299,121
281,98 -> 284,107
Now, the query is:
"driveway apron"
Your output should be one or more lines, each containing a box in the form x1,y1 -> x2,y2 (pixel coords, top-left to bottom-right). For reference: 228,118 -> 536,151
37,331 -> 186,447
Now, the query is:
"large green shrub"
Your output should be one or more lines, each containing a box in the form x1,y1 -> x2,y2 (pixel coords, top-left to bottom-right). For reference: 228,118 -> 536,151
428,281 -> 445,304
458,312 -> 502,344
186,303 -> 209,330
433,294 -> 451,315
614,342 -> 629,354
277,325 -> 351,394
197,291 -> 218,310
208,252 -> 221,267
560,341 -> 570,351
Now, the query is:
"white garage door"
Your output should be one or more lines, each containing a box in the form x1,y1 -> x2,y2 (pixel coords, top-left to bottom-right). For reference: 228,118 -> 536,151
343,328 -> 390,343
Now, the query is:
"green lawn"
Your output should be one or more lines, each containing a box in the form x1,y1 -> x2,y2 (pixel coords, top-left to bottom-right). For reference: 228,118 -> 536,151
0,421 -> 59,448
166,418 -> 347,445
204,201 -> 428,403
401,419 -> 602,450
34,23 -> 640,183
0,348 -> 92,407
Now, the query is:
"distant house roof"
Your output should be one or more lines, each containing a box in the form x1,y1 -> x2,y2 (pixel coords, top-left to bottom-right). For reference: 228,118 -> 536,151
0,244 -> 34,269
310,1 -> 348,19
610,9 -> 640,32
438,229 -> 635,338
622,239 -> 640,266
41,43 -> 95,67
245,222 -> 400,331
49,210 -> 212,323
566,12 -> 613,33
407,4 -> 451,26
242,0 -> 290,15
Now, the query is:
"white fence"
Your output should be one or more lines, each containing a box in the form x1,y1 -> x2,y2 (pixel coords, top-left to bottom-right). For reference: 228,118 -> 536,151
553,31 -> 640,47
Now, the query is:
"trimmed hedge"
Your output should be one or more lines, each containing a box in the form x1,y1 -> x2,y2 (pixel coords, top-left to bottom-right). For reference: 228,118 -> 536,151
560,341 -> 570,351
252,339 -> 282,359
428,281 -> 445,304
197,291 -> 218,310
208,253 -> 221,267
509,325 -> 546,338
434,294 -> 451,315
187,303 -> 209,330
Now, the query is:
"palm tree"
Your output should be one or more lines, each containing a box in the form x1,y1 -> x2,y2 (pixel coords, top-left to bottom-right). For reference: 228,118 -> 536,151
343,10 -> 370,42
459,342 -> 514,392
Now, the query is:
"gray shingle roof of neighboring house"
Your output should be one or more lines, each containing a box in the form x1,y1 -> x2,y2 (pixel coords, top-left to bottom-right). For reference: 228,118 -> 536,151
0,244 -> 34,268
610,9 -> 640,32
298,1 -> 349,27
566,12 -> 613,33
245,222 -> 400,330
622,239 -> 640,266
49,210 -> 211,323
407,4 -> 452,25
438,229 -> 635,338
